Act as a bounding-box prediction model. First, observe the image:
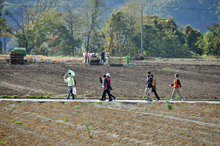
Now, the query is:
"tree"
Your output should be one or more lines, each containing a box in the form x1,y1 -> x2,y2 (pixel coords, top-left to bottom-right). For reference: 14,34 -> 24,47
84,0 -> 108,52
0,0 -> 13,54
184,25 -> 203,55
6,0 -> 58,54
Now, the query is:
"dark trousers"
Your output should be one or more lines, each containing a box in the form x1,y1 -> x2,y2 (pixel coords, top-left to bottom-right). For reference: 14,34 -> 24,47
101,90 -> 112,101
152,86 -> 160,100
101,57 -> 105,63
66,86 -> 75,99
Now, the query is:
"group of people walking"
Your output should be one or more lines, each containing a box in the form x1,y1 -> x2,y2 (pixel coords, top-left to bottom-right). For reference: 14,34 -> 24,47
63,70 -> 185,102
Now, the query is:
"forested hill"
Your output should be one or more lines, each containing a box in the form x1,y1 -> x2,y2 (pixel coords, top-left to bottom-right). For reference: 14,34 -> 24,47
3,0 -> 220,34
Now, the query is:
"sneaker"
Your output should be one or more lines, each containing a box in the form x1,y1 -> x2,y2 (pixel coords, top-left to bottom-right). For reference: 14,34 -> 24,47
65,97 -> 69,100
99,99 -> 104,101
71,98 -> 75,100
181,98 -> 185,101
170,99 -> 174,101
146,98 -> 150,101
108,100 -> 113,102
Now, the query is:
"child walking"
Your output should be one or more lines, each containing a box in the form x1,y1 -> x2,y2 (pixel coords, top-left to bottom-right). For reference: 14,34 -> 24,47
63,73 -> 75,100
99,74 -> 112,101
169,73 -> 185,101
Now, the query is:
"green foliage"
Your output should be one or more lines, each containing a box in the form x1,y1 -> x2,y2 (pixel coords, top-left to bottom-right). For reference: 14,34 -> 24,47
142,95 -> 147,98
0,81 -> 4,85
177,132 -> 185,135
0,95 -> 10,98
144,108 -> 147,111
20,102 -> 24,104
13,121 -> 27,125
74,106 -> 82,109
190,113 -> 195,116
13,95 -> 18,98
102,102 -> 108,106
130,109 -> 136,112
64,118 -> 69,122
85,123 -> 92,138
214,103 -> 217,106
120,95 -> 124,98
166,100 -> 173,110
174,96 -> 182,100
0,141 -> 6,145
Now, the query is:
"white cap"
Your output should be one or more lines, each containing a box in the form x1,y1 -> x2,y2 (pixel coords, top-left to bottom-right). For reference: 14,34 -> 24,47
106,73 -> 110,77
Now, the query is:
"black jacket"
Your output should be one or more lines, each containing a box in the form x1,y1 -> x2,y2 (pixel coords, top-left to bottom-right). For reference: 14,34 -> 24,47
101,52 -> 105,58
99,77 -> 112,90
146,75 -> 153,88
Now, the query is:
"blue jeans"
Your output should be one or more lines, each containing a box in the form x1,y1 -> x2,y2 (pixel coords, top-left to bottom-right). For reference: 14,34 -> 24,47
66,86 -> 75,99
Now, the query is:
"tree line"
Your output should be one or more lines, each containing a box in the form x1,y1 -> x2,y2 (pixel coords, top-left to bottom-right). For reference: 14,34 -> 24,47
0,0 -> 219,57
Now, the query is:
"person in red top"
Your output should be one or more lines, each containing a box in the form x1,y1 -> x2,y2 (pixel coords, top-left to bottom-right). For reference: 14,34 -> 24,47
169,73 -> 185,101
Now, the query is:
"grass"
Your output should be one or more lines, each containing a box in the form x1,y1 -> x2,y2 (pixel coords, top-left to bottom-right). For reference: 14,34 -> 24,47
144,108 -> 147,111
83,94 -> 89,97
214,103 -> 217,106
20,102 -> 25,104
174,96 -> 182,100
64,118 -> 69,122
102,102 -> 108,106
0,141 -> 6,145
48,108 -> 50,110
74,106 -> 82,109
85,123 -> 92,138
0,95 -> 10,98
142,95 -> 147,98
130,109 -> 136,112
177,132 -> 185,135
137,102 -> 141,106
13,95 -> 19,98
0,81 -> 4,85
190,113 -> 195,116
13,121 -> 27,125
138,95 -> 142,98
120,95 -> 124,98
124,114 -> 130,117
166,99 -> 173,110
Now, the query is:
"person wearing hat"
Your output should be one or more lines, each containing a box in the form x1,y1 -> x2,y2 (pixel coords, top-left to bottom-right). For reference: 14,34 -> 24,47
99,74 -> 112,101
145,71 -> 153,102
169,73 -> 185,101
150,74 -> 160,101
63,73 -> 75,100
106,73 -> 116,100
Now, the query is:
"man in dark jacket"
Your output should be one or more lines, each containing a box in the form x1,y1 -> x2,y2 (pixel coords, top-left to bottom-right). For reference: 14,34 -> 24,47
145,71 -> 153,101
100,50 -> 105,63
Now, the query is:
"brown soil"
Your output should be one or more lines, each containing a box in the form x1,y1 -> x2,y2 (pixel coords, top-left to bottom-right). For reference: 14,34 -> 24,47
0,101 -> 219,145
0,55 -> 220,100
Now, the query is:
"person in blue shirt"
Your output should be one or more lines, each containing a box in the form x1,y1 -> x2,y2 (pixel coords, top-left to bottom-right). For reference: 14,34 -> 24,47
88,49 -> 93,53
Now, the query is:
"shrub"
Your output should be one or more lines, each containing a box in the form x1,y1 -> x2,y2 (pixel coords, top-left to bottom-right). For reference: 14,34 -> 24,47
13,121 -> 27,125
174,96 -> 182,100
38,95 -> 44,99
142,95 -> 147,98
64,118 -> 69,122
74,106 -> 82,109
13,95 -> 19,98
1,95 -> 10,98
166,100 -> 173,110
44,96 -> 50,99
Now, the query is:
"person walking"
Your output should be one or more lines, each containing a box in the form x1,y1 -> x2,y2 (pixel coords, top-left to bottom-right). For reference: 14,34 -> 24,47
63,73 -> 75,100
106,73 -> 116,100
145,71 -> 153,102
150,74 -> 160,101
99,74 -> 112,101
100,50 -> 105,63
169,73 -> 185,101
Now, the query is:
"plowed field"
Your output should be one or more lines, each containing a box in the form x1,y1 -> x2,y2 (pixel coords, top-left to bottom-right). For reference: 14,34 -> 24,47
0,101 -> 219,145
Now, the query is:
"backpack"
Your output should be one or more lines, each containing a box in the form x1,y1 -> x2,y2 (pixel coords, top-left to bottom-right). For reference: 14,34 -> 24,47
152,79 -> 156,86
